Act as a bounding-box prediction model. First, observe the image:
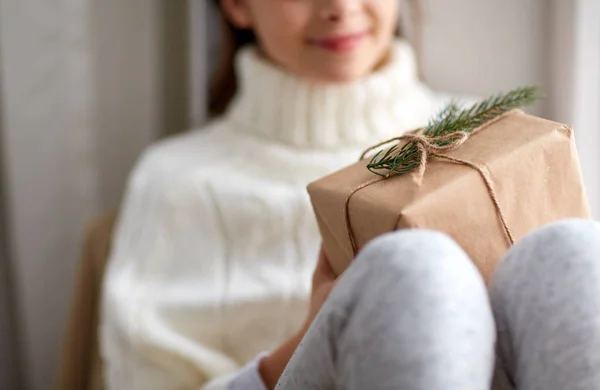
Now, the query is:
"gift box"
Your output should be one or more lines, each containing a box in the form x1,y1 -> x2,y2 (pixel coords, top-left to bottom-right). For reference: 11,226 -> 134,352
307,108 -> 590,282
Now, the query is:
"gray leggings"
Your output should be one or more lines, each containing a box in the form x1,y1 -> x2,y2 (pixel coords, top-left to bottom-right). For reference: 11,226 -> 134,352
277,219 -> 600,390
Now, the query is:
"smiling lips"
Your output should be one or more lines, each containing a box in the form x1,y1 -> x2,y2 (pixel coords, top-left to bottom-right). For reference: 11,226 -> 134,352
308,31 -> 368,52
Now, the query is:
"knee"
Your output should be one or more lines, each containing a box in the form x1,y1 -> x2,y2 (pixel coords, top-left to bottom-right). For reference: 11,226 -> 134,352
491,219 -> 600,301
523,219 -> 600,249
499,219 -> 600,274
334,230 -> 491,330
354,229 -> 483,292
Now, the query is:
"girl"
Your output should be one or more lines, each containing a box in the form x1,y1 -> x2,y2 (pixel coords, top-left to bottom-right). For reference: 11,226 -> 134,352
101,1 -> 600,389
101,0 -> 443,388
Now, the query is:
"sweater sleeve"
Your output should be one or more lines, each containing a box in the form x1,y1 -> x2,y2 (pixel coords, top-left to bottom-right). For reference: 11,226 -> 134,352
203,353 -> 269,390
100,149 -> 249,389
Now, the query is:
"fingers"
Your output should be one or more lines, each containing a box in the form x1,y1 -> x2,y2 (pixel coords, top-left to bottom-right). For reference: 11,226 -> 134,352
314,246 -> 336,284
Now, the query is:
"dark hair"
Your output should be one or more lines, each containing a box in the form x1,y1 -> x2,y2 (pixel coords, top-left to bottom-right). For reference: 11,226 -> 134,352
209,1 -> 257,117
209,1 -> 420,118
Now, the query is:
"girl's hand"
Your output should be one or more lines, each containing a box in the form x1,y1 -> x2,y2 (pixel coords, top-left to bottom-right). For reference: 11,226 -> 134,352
301,246 -> 337,333
259,246 -> 337,389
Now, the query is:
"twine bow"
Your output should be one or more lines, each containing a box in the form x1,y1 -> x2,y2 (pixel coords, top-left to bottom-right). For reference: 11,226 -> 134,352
360,130 -> 471,178
345,110 -> 517,256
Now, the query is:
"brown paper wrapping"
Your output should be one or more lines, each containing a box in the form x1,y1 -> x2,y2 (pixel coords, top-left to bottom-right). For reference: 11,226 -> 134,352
307,111 -> 590,282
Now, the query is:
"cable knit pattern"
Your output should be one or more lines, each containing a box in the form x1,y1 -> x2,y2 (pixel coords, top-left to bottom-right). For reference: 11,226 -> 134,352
100,41 -> 450,390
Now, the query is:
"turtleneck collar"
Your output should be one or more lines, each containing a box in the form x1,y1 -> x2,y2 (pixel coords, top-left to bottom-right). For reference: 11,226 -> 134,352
225,40 -> 438,149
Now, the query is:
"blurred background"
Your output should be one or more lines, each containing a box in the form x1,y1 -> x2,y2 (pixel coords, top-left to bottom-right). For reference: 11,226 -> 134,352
0,0 -> 598,389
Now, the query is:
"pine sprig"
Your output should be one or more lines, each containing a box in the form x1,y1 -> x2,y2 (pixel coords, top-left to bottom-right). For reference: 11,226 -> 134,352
429,86 -> 542,136
367,86 -> 543,177
426,102 -> 462,137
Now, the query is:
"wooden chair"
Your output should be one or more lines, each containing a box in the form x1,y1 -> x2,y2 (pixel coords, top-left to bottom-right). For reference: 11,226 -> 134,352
56,212 -> 118,390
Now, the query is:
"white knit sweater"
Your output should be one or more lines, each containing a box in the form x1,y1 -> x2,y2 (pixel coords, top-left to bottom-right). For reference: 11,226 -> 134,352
100,41 -> 449,389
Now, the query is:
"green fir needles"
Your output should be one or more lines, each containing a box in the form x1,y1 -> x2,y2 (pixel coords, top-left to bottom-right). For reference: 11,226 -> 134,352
366,86 -> 543,177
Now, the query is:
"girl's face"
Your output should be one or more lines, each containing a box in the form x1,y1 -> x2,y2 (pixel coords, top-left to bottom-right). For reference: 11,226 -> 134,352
221,0 -> 399,83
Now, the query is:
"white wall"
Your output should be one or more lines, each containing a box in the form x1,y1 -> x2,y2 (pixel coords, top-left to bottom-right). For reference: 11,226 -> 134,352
90,0 -> 163,210
421,0 -> 550,115
0,1 -> 162,388
569,0 -> 600,217
0,2 -> 96,388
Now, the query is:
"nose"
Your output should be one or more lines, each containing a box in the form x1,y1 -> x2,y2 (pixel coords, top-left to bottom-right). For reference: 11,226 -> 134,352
319,0 -> 361,22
